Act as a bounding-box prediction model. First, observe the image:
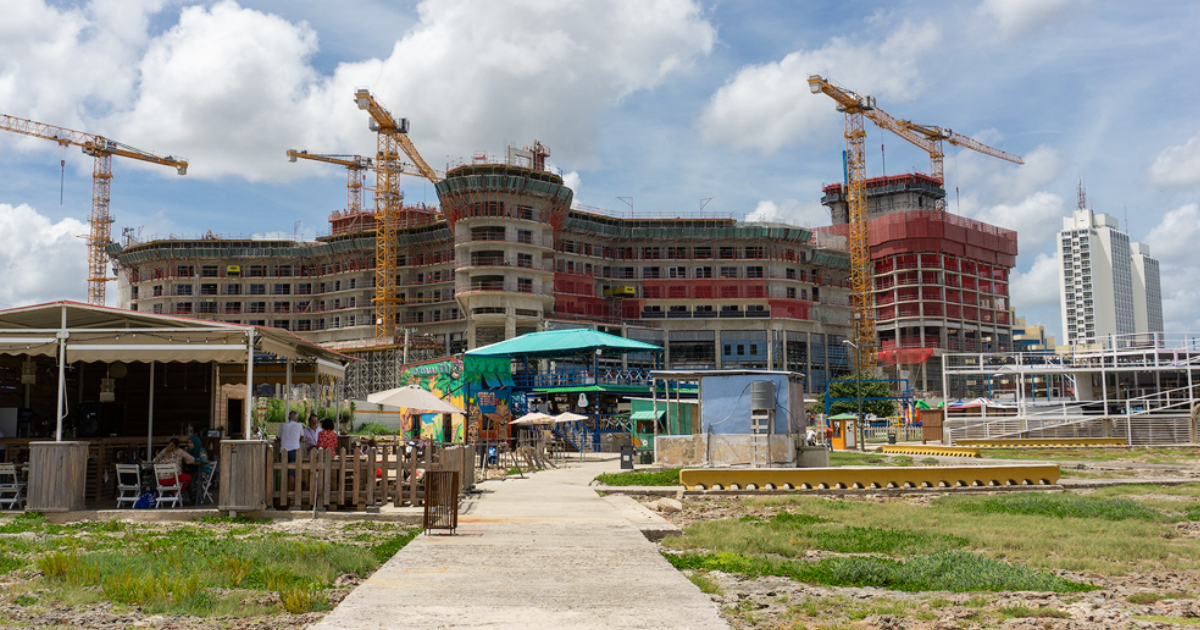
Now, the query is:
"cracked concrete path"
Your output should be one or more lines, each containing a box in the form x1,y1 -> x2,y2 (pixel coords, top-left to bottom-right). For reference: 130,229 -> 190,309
309,457 -> 730,630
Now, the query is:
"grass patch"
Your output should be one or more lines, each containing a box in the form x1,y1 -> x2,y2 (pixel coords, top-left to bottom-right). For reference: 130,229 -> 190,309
594,468 -> 683,486
725,494 -> 1200,575
942,493 -> 1162,521
665,510 -> 968,558
686,571 -> 723,595
1128,591 -> 1192,604
1,521 -> 389,618
999,604 -> 1071,618
371,528 -> 422,563
665,550 -> 1097,593
1134,616 -> 1200,625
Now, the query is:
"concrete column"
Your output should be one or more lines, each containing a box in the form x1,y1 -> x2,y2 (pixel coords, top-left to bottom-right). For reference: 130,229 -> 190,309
505,314 -> 516,341
714,333 -> 723,370
805,332 -> 812,392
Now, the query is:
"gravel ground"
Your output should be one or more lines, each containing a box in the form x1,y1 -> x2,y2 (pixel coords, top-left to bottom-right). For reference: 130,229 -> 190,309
648,492 -> 1200,629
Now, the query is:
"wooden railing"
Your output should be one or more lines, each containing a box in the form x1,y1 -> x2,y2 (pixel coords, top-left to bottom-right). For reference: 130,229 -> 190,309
265,443 -> 476,511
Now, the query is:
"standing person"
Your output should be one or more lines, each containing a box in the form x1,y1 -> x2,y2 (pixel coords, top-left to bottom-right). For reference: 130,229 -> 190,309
316,418 -> 338,452
276,410 -> 303,499
302,414 -> 321,451
824,423 -> 834,451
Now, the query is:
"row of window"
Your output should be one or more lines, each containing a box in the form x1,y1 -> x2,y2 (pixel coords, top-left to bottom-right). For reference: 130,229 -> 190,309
557,262 -> 815,281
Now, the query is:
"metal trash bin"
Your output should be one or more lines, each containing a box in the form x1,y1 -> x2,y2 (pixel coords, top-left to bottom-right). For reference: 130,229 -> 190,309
887,431 -> 897,445
620,445 -> 635,469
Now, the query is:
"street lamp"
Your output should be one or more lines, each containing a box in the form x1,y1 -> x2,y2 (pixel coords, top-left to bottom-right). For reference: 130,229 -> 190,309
842,339 -> 865,451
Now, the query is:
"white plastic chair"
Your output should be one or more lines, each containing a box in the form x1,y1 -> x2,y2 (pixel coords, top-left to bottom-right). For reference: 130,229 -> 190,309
153,464 -> 183,508
0,463 -> 27,510
196,460 -> 218,505
114,464 -> 141,508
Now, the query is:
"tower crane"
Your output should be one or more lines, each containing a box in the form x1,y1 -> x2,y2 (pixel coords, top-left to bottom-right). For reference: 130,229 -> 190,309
1,115 -> 187,305
286,151 -> 372,215
286,150 -> 445,215
895,122 -> 1023,212
352,89 -> 442,341
807,75 -> 1023,372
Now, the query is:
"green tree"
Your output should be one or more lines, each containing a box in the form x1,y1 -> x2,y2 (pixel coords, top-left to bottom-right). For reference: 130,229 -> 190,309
811,373 -> 898,418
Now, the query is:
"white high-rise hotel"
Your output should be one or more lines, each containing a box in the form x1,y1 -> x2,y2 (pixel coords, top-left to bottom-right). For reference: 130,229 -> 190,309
1058,199 -> 1163,345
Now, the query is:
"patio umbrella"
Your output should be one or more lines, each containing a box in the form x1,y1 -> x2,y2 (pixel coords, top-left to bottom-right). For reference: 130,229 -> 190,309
552,411 -> 589,424
511,412 -> 553,425
364,385 -> 465,414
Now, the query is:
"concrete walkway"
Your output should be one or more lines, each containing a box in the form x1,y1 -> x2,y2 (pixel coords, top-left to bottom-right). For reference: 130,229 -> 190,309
310,458 -> 731,630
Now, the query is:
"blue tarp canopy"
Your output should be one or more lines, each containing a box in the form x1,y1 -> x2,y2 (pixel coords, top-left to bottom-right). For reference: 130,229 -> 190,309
465,328 -> 663,359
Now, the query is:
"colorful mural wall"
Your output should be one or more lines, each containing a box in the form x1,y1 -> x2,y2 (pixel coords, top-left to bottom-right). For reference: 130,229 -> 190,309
397,355 -> 512,443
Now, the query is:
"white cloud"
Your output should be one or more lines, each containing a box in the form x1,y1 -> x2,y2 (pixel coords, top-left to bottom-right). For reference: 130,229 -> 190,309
1147,130 -> 1200,188
1143,204 -> 1200,332
962,190 -> 1065,254
978,0 -> 1073,39
698,19 -> 940,153
0,204 -> 89,308
1010,252 -> 1060,310
561,171 -> 582,199
744,198 -> 828,227
1144,203 -> 1200,262
5,0 -> 716,181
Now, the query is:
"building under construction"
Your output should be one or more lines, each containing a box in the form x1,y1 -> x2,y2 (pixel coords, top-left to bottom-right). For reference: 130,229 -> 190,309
817,173 -> 1018,395
109,150 -> 857,398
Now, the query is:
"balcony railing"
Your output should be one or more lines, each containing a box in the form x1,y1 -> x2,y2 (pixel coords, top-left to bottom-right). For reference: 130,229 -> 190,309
455,281 -> 553,297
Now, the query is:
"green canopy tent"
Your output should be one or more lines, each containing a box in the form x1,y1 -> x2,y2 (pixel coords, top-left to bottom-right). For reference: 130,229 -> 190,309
465,328 -> 663,359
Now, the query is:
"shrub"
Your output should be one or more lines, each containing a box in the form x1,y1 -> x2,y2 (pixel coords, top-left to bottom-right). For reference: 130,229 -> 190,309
354,422 -> 393,436
37,551 -> 75,579
214,557 -> 253,587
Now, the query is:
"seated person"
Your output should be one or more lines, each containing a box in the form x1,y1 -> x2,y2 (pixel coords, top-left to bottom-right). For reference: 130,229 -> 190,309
316,419 -> 339,452
184,436 -> 212,502
153,438 -> 196,494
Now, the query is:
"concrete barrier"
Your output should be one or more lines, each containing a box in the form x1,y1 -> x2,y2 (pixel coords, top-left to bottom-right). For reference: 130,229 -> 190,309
956,438 -> 1125,448
879,445 -> 980,458
679,464 -> 1059,491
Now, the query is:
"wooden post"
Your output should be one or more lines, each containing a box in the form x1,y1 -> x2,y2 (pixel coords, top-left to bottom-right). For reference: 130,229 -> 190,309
217,440 -> 267,514
27,441 -> 88,512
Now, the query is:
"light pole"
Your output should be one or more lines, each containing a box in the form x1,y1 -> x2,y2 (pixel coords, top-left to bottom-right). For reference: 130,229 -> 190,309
843,339 -> 865,451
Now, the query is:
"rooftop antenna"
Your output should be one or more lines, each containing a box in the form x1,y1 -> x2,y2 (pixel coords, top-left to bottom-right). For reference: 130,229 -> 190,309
1077,179 -> 1087,211
700,198 -> 712,212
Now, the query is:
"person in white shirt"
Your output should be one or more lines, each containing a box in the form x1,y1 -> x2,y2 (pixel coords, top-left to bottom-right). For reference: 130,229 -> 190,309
276,411 -> 304,499
301,414 -> 320,451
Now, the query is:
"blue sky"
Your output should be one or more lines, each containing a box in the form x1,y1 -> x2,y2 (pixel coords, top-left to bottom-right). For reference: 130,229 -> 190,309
3,0 -> 1200,341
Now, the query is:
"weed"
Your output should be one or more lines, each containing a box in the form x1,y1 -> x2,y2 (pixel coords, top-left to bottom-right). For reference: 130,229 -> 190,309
924,596 -> 951,608
36,551 -> 75,579
258,567 -> 300,591
770,512 -> 828,527
1134,615 -> 1200,625
14,594 -> 36,606
686,571 -> 723,595
280,588 -> 327,613
213,556 -> 253,587
594,468 -> 683,486
943,493 -> 1162,521
1128,591 -> 1191,604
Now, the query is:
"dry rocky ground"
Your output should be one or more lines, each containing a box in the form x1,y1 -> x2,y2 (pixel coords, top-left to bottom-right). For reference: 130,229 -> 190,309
648,493 -> 1200,630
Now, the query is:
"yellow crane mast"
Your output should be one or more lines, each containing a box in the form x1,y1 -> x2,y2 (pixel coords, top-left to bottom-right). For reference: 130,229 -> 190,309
1,115 -> 187,305
807,75 -> 1024,372
352,89 -> 442,341
806,76 -> 892,373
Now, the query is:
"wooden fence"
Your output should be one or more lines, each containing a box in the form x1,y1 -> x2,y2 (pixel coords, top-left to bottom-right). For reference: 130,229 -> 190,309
265,443 -> 476,511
